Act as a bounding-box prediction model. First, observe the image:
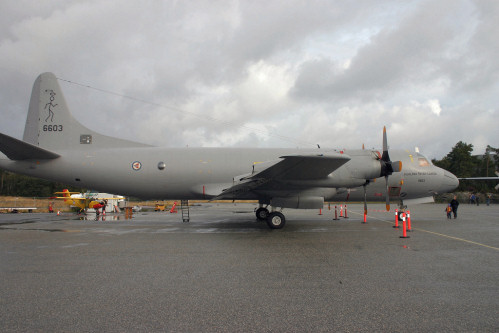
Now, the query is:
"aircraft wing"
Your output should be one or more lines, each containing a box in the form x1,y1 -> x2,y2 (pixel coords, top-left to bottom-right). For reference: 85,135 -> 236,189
251,153 -> 350,180
214,152 -> 350,199
458,177 -> 498,180
459,172 -> 499,190
52,196 -> 119,200
0,207 -> 37,210
458,171 -> 499,180
0,133 -> 60,160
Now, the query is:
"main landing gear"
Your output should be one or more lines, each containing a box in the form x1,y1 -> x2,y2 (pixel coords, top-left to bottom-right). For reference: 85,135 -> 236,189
255,206 -> 286,229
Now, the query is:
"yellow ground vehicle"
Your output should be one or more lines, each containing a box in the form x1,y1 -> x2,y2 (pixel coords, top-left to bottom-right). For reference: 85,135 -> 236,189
155,203 -> 166,211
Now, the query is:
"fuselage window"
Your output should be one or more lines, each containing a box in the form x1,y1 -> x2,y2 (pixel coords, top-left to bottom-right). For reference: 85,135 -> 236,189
418,157 -> 430,167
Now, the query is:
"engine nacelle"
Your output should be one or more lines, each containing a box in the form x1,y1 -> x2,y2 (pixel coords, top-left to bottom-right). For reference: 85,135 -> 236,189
344,150 -> 383,180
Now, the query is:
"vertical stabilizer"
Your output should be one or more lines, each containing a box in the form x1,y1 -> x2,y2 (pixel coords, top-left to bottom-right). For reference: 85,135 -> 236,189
22,73 -> 150,151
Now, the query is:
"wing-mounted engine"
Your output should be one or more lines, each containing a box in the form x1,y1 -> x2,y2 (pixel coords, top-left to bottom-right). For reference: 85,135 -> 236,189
346,127 -> 403,214
378,126 -> 402,211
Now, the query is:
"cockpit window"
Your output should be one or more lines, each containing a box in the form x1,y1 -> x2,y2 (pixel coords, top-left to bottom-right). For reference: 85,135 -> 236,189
417,154 -> 431,167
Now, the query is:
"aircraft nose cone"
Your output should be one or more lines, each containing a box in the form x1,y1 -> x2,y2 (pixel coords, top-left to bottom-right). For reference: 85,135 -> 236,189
441,170 -> 459,193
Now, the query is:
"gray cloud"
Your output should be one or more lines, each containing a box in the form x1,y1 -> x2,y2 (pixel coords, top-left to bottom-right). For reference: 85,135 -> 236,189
0,0 -> 497,159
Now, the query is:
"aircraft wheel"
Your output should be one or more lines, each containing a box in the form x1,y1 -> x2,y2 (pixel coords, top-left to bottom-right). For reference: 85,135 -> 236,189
256,207 -> 269,220
266,212 -> 286,229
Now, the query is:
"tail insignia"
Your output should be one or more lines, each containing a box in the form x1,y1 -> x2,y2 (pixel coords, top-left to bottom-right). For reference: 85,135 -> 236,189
44,89 -> 58,123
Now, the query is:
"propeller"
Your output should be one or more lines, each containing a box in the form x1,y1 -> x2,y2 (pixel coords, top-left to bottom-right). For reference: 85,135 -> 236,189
360,127 -> 402,218
379,126 -> 402,211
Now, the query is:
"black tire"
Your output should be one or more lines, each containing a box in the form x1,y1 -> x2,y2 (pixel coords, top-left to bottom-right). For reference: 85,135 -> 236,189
266,212 -> 286,229
256,207 -> 269,220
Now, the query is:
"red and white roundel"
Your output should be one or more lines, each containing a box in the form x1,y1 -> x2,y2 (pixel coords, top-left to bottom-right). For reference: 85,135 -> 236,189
132,161 -> 142,171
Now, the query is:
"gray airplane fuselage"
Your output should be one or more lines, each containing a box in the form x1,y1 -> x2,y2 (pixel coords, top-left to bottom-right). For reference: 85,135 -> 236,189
0,146 -> 457,203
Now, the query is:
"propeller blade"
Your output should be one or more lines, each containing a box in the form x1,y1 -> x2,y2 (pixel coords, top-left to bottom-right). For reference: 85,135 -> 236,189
382,126 -> 390,162
379,126 -> 395,177
385,175 -> 390,211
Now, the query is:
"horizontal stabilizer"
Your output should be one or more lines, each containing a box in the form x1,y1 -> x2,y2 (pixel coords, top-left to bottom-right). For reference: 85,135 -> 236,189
0,133 -> 60,160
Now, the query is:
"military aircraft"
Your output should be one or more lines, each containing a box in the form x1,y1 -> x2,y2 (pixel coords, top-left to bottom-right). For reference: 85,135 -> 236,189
52,189 -> 124,214
0,73 -> 459,228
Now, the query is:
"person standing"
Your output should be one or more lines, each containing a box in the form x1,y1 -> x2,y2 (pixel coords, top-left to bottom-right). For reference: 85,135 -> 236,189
450,195 -> 460,219
445,204 -> 452,219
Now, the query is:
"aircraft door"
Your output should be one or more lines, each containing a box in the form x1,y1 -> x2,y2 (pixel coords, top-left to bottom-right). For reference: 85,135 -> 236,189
388,186 -> 401,198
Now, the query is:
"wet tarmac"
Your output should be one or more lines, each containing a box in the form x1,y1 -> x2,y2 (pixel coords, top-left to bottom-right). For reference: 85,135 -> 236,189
1,203 -> 498,332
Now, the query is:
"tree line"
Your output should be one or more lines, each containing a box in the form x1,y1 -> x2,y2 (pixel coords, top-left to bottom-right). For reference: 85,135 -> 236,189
432,142 -> 498,193
0,171 -> 84,197
1,141 -> 497,197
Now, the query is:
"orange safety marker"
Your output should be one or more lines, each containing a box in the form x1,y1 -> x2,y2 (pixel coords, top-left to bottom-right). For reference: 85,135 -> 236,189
400,213 -> 410,238
339,205 -> 343,217
125,207 -> 133,219
170,202 -> 178,213
344,204 -> 349,219
393,208 -> 399,228
362,211 -> 367,224
328,203 -> 331,210
333,205 -> 339,220
407,210 -> 412,231
318,208 -> 323,215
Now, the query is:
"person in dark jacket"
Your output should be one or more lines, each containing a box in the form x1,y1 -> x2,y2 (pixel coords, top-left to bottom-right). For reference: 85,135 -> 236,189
450,196 -> 459,219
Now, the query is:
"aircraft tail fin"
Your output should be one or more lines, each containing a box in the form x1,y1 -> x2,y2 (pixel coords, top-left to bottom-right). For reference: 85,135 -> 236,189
61,189 -> 71,198
58,189 -> 71,204
22,73 -> 151,152
54,189 -> 78,205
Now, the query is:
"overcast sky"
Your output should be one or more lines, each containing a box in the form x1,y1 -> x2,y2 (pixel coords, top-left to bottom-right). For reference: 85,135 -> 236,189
1,0 -> 497,159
